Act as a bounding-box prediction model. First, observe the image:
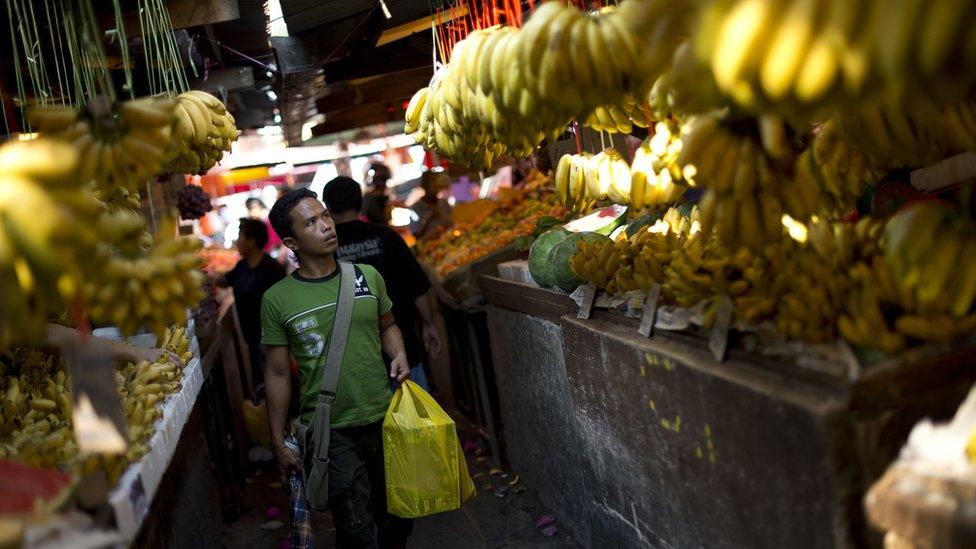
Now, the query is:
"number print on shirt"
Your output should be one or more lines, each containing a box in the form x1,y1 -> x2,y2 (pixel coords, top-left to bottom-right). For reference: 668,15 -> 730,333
294,317 -> 325,356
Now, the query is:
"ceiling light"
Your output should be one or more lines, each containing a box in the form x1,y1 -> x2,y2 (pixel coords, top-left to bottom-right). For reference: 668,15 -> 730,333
379,0 -> 392,19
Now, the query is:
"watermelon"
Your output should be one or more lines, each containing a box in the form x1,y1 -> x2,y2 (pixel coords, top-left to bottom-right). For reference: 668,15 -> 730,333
562,204 -> 628,235
528,227 -> 570,288
0,460 -> 74,517
548,232 -> 611,292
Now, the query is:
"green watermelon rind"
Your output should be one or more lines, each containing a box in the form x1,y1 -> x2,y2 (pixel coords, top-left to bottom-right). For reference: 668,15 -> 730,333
528,227 -> 570,288
548,232 -> 611,292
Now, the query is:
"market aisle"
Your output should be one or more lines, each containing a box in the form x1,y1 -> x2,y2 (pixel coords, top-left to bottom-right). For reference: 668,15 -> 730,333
221,414 -> 580,548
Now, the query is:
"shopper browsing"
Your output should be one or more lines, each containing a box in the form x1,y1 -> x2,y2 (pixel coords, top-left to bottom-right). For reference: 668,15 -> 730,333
212,218 -> 285,390
362,162 -> 395,225
322,176 -> 443,391
261,189 -> 413,548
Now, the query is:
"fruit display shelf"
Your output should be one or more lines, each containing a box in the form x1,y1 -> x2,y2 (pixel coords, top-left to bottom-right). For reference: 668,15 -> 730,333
108,354 -> 203,542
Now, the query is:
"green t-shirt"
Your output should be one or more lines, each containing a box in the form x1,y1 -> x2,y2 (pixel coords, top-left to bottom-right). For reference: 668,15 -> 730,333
260,263 -> 393,427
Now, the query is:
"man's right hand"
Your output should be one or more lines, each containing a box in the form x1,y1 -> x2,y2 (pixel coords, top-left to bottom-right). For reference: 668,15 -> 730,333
274,444 -> 301,484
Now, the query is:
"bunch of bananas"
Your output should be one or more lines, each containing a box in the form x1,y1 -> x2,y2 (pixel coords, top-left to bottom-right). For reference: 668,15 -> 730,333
553,148 -> 635,209
0,139 -> 104,349
630,123 -> 686,209
770,218 -> 877,345
85,215 -> 205,338
163,90 -> 238,175
0,326 -> 190,480
582,94 -> 654,134
570,207 -> 696,294
795,119 -> 880,216
649,42 -> 727,120
664,233 -> 776,326
405,0 -> 690,167
835,92 -> 976,169
680,113 -> 816,250
553,153 -> 596,213
95,186 -> 144,214
883,201 -> 976,319
116,326 -> 191,459
28,97 -> 175,193
514,0 -> 689,122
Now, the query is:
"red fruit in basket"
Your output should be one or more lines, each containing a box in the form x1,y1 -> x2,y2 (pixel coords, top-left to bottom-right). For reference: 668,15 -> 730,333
0,459 -> 75,516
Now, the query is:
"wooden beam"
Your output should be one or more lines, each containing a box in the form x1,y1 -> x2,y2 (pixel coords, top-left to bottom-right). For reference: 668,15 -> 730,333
376,5 -> 468,47
310,103 -> 405,137
189,66 -> 255,93
323,34 -> 432,83
315,67 -> 431,114
105,0 -> 240,36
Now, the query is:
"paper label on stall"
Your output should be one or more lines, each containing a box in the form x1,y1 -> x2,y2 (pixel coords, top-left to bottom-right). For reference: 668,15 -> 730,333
709,295 -> 734,362
61,339 -> 128,453
578,283 -> 597,319
638,284 -> 661,338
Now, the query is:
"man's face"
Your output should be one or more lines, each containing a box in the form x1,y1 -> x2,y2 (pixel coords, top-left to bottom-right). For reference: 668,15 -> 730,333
285,197 -> 338,258
235,233 -> 255,254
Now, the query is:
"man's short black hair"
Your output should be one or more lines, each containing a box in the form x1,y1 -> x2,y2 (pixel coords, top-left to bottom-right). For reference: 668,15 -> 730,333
269,188 -> 317,240
322,176 -> 363,215
238,217 -> 269,249
245,197 -> 268,211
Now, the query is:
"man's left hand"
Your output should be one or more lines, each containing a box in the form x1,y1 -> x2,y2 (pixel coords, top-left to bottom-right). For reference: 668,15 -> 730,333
390,354 -> 411,383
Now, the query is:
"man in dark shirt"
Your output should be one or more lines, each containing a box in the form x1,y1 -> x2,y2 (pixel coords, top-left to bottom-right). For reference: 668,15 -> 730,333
214,218 -> 286,389
323,176 -> 443,388
362,162 -> 393,225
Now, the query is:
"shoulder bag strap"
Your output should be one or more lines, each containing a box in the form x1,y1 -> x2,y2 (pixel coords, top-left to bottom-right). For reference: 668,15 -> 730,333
318,261 -> 356,397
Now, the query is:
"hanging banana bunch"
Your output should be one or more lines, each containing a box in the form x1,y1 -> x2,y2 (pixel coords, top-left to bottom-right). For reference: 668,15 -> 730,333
84,213 -> 205,338
27,97 -> 176,194
629,122 -> 687,210
163,90 -> 239,175
0,139 -> 104,349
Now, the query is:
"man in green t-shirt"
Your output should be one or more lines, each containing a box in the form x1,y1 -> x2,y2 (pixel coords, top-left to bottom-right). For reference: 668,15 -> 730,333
262,188 -> 412,547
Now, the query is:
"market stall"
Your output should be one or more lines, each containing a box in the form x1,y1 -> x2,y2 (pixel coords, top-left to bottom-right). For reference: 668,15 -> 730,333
392,0 -> 976,546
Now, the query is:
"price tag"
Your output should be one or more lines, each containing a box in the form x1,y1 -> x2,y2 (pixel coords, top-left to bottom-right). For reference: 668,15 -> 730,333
577,283 -> 597,319
638,283 -> 661,337
708,295 -> 734,362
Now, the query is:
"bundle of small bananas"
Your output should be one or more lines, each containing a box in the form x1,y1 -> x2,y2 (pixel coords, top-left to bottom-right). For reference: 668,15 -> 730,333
883,201 -> 976,321
163,90 -> 238,175
28,97 -> 175,192
0,139 -> 104,349
680,112 -> 817,250
570,236 -> 624,291
582,94 -> 653,134
629,123 -> 687,209
664,232 -> 776,327
85,215 -> 205,338
553,153 -> 596,214
770,218 -> 878,345
795,119 -> 881,216
834,92 -> 976,169
1,326 -> 191,479
570,207 -> 696,294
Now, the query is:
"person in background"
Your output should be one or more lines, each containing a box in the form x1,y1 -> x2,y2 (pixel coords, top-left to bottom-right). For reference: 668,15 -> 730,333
246,197 -> 283,253
362,162 -> 394,225
212,218 -> 286,390
410,170 -> 453,239
262,188 -> 413,548
322,176 -> 443,391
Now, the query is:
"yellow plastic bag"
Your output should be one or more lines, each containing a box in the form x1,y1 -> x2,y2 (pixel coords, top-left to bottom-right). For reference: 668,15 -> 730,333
383,380 -> 476,518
